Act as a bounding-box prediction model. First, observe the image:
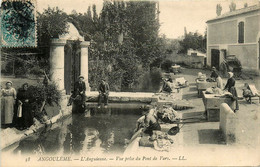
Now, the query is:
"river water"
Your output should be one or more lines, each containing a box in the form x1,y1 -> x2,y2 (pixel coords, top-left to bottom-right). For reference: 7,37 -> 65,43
8,107 -> 142,156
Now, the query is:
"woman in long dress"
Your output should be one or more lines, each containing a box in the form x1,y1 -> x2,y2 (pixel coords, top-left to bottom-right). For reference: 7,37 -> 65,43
1,81 -> 16,128
224,72 -> 239,112
15,83 -> 34,130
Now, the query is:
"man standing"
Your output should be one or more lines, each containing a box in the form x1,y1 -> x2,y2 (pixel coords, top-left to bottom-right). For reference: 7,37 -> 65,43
67,76 -> 86,108
98,79 -> 109,108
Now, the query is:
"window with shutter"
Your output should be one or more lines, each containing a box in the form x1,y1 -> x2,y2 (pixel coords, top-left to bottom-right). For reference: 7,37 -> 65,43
238,22 -> 244,43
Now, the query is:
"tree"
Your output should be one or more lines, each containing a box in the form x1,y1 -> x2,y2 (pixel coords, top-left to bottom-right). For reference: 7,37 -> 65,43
244,3 -> 248,8
125,1 -> 160,68
37,7 -> 68,45
87,6 -> 92,18
178,31 -> 206,54
184,27 -> 187,36
91,0 -> 161,89
92,4 -> 99,27
216,4 -> 222,16
31,7 -> 69,73
67,7 -> 95,40
229,2 -> 236,12
36,1 -> 162,91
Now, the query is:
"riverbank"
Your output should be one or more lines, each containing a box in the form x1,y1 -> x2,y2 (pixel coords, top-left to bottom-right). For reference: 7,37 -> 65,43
0,96 -> 72,150
0,90 -> 185,150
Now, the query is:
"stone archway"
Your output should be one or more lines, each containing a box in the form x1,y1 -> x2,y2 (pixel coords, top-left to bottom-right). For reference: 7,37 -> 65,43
49,22 -> 90,93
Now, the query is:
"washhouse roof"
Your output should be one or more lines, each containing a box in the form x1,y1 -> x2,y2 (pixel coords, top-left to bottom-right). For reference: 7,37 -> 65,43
59,22 -> 84,41
207,4 -> 260,23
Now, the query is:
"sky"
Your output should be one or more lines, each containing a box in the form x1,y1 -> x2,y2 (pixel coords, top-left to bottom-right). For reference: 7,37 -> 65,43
36,0 -> 259,39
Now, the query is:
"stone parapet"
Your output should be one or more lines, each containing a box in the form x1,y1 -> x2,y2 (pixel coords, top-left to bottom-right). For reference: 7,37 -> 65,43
86,91 -> 159,103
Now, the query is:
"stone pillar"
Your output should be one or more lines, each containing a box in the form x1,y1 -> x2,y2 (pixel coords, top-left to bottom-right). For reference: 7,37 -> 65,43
80,41 -> 91,91
49,39 -> 66,91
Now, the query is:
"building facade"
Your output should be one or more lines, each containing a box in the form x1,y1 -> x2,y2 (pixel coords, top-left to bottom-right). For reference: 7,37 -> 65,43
206,5 -> 260,72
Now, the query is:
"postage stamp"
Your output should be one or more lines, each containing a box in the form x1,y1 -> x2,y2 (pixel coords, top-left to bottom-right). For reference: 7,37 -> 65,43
1,0 -> 37,47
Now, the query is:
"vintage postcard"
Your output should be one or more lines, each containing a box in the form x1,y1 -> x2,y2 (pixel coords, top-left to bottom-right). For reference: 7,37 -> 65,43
0,0 -> 259,166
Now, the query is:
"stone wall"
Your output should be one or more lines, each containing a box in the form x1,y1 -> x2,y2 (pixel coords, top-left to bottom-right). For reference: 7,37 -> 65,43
228,44 -> 258,70
245,15 -> 260,43
166,54 -> 205,69
219,103 -> 238,144
207,10 -> 259,45
208,20 -> 237,45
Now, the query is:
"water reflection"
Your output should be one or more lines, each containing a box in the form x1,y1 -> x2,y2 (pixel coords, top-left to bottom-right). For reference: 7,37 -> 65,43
12,108 -> 141,156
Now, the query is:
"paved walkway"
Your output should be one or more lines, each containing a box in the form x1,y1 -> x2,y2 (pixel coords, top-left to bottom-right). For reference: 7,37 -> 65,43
124,69 -> 260,166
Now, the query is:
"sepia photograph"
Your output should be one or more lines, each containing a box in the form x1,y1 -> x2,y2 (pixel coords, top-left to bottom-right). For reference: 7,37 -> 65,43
0,0 -> 259,166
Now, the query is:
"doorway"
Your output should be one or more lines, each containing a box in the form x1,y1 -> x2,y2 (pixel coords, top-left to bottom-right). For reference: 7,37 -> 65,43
211,49 -> 220,70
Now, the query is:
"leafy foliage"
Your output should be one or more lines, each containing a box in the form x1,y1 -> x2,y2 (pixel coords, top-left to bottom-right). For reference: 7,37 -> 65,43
161,60 -> 174,72
4,55 -> 44,76
4,1 -> 163,92
85,1 -> 161,91
27,82 -> 61,112
35,1 -> 162,91
132,67 -> 162,92
37,7 -> 69,69
178,31 -> 206,54
149,67 -> 163,90
37,7 -> 68,45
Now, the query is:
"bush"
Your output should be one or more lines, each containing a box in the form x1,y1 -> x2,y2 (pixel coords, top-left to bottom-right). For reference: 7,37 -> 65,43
150,57 -> 163,68
1,60 -> 14,75
150,67 -> 162,90
139,72 -> 151,92
134,67 -> 162,92
15,66 -> 29,77
161,60 -> 173,72
27,82 -> 61,112
29,66 -> 44,76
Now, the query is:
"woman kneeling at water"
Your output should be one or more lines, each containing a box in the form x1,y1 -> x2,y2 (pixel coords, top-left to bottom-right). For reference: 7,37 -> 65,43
138,105 -> 161,136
